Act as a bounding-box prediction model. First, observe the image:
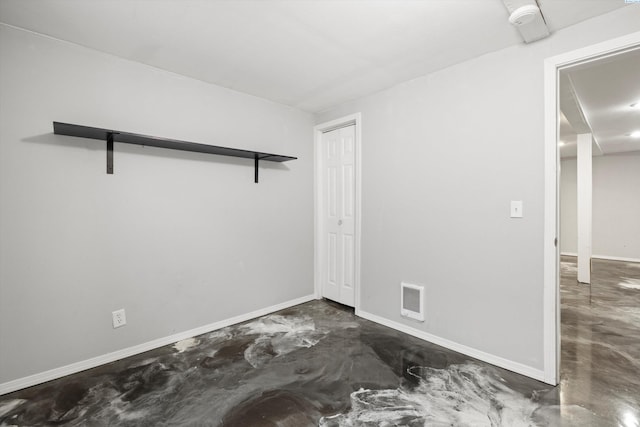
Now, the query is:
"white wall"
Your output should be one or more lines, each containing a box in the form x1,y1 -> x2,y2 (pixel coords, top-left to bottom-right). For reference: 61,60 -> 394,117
560,159 -> 578,254
316,8 -> 640,374
561,153 -> 640,260
0,25 -> 314,385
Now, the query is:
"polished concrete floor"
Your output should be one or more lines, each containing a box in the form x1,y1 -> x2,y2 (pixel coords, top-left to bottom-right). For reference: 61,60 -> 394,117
559,256 -> 640,425
0,258 -> 638,426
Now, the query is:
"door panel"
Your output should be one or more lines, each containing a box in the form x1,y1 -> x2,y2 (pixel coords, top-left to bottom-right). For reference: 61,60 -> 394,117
343,234 -> 354,288
327,232 -> 338,299
343,164 -> 354,218
328,166 -> 337,218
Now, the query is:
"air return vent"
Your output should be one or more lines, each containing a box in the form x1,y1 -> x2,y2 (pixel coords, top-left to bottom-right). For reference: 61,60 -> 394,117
401,282 -> 424,322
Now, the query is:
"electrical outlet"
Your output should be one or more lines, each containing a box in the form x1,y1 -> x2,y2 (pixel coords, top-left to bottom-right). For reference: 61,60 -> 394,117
112,309 -> 126,328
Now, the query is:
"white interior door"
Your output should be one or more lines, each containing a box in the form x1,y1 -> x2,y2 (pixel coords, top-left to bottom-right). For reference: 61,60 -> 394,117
321,125 -> 356,307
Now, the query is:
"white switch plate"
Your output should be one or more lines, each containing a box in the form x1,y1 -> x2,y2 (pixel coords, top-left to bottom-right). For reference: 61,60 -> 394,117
510,201 -> 523,218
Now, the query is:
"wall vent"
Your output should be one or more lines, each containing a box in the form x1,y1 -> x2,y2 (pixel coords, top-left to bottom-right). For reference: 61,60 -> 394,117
401,282 -> 424,322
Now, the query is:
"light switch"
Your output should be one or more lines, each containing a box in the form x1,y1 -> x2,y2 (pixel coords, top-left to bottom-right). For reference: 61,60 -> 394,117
510,201 -> 523,218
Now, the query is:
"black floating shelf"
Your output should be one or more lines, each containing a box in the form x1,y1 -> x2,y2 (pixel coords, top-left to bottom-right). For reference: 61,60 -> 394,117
52,122 -> 297,183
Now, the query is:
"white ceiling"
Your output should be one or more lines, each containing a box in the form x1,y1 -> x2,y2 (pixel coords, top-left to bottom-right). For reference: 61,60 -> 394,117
0,0 -> 629,113
559,48 -> 640,158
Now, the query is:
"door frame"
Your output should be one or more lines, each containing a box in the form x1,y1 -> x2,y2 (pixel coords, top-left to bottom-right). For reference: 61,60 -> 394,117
543,30 -> 640,385
314,113 -> 362,313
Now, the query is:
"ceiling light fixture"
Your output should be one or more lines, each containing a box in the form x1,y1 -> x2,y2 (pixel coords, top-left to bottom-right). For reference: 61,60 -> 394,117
631,102 -> 640,109
558,141 -> 566,146
631,130 -> 640,138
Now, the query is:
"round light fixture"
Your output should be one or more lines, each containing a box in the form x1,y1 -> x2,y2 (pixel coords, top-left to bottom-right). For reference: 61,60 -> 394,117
558,141 -> 566,146
509,5 -> 540,26
631,130 -> 640,138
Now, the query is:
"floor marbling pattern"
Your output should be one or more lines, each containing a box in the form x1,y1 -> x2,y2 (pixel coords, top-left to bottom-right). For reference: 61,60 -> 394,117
559,257 -> 640,426
1,258 -> 639,426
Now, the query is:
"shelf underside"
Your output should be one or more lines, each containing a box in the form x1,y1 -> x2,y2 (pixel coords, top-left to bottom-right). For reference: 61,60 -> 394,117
53,122 -> 297,162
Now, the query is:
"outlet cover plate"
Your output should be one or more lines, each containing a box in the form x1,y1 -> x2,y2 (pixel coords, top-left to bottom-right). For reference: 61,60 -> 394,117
112,309 -> 126,328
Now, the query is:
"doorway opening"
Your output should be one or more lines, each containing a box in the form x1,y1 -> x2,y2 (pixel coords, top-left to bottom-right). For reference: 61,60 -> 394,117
544,32 -> 640,385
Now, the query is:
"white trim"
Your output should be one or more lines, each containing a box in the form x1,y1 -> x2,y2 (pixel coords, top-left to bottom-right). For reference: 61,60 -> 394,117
592,254 -> 640,264
543,30 -> 640,386
543,53 -> 559,386
313,113 -> 362,313
0,294 -> 315,395
562,252 -> 640,263
358,310 -> 545,382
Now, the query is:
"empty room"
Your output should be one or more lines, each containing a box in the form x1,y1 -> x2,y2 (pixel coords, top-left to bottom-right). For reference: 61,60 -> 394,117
1,1 -> 639,425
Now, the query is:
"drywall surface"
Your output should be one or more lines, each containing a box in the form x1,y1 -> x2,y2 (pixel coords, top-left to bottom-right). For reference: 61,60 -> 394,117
561,153 -> 640,260
0,25 -> 314,384
560,159 -> 578,254
316,8 -> 640,372
593,153 -> 640,259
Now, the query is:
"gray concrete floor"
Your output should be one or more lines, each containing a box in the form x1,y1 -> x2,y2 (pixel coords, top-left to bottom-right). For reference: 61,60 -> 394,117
0,257 -> 638,425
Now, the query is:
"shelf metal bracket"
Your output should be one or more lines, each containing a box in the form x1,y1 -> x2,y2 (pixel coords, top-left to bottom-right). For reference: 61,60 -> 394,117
254,155 -> 259,183
107,133 -> 114,174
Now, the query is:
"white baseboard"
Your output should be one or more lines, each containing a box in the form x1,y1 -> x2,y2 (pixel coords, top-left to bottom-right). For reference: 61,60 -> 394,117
0,294 -> 315,396
561,253 -> 640,264
592,254 -> 640,263
357,310 -> 547,384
